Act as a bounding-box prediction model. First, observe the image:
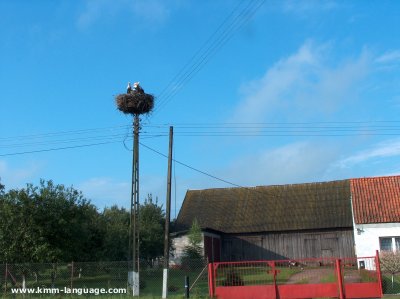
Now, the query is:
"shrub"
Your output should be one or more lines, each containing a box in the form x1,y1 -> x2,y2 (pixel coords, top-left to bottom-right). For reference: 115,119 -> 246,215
222,271 -> 244,286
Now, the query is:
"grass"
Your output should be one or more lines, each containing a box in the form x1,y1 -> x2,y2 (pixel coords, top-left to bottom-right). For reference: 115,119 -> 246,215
1,265 -> 209,298
382,274 -> 400,295
214,266 -> 302,286
3,265 -> 398,298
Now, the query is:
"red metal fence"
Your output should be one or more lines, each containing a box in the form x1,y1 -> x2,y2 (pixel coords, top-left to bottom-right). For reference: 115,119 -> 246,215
208,251 -> 383,299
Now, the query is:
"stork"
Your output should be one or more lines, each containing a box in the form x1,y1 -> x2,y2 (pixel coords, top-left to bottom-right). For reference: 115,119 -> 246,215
127,82 -> 132,94
133,82 -> 144,94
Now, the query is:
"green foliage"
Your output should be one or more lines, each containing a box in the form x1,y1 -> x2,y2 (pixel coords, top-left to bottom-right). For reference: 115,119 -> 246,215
188,218 -> 202,247
181,218 -> 203,268
222,271 -> 244,286
0,180 -> 102,262
101,205 -> 129,261
139,194 -> 165,260
0,181 -> 168,263
0,178 -> 4,195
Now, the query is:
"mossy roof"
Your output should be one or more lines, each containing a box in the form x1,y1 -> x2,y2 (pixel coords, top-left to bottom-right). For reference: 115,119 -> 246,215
175,179 -> 352,234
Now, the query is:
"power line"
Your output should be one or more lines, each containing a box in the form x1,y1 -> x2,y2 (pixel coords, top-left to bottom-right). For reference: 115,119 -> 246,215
155,0 -> 244,102
139,141 -> 353,220
0,124 -> 130,141
140,142 -> 242,188
153,0 -> 266,116
3,119 -> 400,156
2,121 -> 400,143
0,140 -> 121,157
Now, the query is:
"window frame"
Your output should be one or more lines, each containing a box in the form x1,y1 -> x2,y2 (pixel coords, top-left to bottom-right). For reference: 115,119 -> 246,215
379,236 -> 400,252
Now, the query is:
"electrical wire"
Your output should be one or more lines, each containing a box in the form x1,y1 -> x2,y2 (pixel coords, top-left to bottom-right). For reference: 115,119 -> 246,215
153,0 -> 266,116
0,140 -> 120,157
140,142 -> 242,188
139,141 -> 354,225
3,120 -> 400,156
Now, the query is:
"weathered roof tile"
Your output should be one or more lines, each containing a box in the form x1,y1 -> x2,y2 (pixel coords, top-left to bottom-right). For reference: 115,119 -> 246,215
351,176 -> 400,224
176,180 -> 352,233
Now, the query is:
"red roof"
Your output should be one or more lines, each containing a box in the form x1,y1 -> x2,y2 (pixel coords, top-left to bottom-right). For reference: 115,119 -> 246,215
350,176 -> 400,224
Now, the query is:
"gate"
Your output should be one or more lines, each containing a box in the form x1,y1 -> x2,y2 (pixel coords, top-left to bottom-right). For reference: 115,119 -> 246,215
208,251 -> 383,299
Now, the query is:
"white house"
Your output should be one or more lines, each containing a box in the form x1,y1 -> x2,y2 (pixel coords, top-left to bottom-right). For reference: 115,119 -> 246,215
350,176 -> 400,269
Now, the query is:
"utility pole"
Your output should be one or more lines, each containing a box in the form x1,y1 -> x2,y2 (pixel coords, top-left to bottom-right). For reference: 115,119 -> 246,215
162,126 -> 173,298
131,114 -> 140,296
115,82 -> 154,297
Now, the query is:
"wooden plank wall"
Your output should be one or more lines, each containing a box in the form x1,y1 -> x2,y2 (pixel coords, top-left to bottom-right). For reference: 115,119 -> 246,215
221,229 -> 355,261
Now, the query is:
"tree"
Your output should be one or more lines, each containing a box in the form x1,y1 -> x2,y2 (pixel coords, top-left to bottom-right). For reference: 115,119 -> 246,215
0,178 -> 4,195
139,194 -> 165,261
0,180 -> 103,262
380,251 -> 400,290
181,218 -> 204,268
101,205 -> 130,261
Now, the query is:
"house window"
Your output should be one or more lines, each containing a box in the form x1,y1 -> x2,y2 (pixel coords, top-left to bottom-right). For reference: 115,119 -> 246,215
380,236 -> 400,252
380,237 -> 393,251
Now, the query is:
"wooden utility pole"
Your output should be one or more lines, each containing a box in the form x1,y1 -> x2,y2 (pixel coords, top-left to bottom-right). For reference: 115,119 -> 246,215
162,126 -> 173,298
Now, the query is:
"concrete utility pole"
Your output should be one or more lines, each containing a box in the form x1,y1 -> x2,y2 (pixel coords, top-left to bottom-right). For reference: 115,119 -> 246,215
130,114 -> 140,296
115,82 -> 154,297
162,126 -> 173,298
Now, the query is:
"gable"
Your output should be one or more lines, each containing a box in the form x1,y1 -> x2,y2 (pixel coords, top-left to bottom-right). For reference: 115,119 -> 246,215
175,179 -> 352,234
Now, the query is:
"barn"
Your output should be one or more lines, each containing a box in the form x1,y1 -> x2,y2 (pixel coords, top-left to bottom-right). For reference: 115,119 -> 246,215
173,179 -> 355,263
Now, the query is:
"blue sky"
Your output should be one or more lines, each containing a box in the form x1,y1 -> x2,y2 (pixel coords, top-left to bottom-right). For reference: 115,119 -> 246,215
1,0 -> 400,216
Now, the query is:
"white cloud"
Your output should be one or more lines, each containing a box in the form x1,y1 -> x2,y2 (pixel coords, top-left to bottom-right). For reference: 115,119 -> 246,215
336,138 -> 400,168
375,50 -> 400,64
77,177 -> 130,208
232,41 -> 370,123
220,141 -> 339,186
0,160 -> 41,189
77,174 -> 167,209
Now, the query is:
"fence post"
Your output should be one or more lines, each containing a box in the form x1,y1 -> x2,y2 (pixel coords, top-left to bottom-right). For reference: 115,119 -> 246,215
208,263 -> 215,297
184,276 -> 190,298
70,261 -> 74,289
335,259 -> 345,299
375,250 -> 384,298
4,262 -> 8,296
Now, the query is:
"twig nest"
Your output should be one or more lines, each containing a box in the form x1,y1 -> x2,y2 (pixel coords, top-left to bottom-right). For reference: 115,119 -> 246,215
115,92 -> 154,115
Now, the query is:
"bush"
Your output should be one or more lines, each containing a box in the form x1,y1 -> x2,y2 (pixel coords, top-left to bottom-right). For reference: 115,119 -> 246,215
222,271 -> 244,286
168,285 -> 179,292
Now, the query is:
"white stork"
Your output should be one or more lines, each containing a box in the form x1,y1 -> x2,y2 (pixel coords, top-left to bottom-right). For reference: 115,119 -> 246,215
127,82 -> 132,94
133,82 -> 144,94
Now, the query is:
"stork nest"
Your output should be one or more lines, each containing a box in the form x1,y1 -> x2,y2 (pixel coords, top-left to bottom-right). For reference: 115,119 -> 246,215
115,92 -> 154,115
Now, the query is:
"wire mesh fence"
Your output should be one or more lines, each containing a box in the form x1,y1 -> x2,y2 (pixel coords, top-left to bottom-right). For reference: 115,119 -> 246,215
276,258 -> 337,285
139,258 -> 208,297
341,256 -> 379,284
380,251 -> 400,295
212,256 -> 388,289
382,272 -> 400,295
1,255 -> 398,297
0,258 -> 209,297
213,258 -> 338,287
